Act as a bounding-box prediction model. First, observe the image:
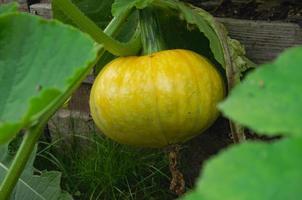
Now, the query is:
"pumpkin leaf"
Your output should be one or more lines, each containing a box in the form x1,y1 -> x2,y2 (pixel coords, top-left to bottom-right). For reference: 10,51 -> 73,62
182,191 -> 205,200
0,12 -> 99,143
175,1 -> 225,67
111,0 -> 153,17
0,144 -> 72,200
0,2 -> 18,15
219,46 -> 302,137
183,138 -> 302,200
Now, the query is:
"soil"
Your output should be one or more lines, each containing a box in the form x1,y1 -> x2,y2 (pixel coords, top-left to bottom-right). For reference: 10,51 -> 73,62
185,0 -> 302,25
181,117 -> 232,187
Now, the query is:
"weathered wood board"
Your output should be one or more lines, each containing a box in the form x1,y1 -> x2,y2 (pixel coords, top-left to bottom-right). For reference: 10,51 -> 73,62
30,3 -> 52,18
219,18 -> 302,64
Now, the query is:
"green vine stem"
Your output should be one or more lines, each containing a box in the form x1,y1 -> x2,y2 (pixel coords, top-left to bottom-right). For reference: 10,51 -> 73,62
139,7 -> 166,55
54,0 -> 141,56
0,6 -> 131,197
0,120 -> 48,199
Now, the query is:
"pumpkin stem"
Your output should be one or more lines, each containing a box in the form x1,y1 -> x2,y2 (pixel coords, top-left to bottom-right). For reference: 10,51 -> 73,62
167,144 -> 186,196
139,7 -> 166,55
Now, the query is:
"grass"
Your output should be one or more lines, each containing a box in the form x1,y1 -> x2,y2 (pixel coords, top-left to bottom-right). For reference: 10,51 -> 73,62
35,132 -> 175,200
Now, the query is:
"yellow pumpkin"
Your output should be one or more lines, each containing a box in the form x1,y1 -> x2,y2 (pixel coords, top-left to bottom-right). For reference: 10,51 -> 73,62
90,49 -> 225,147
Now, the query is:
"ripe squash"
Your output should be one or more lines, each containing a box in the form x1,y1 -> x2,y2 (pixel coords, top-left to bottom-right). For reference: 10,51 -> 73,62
90,49 -> 225,147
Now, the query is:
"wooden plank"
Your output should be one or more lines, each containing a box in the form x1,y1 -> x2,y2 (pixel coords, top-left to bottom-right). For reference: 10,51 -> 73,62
218,18 -> 302,64
30,3 -> 52,19
68,83 -> 92,113
48,109 -> 97,148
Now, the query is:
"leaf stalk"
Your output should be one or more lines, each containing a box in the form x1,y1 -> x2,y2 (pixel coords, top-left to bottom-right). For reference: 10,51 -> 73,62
54,0 -> 141,56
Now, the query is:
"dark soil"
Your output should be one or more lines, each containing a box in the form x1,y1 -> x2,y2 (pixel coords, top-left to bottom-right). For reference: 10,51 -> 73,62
184,0 -> 302,25
181,117 -> 233,187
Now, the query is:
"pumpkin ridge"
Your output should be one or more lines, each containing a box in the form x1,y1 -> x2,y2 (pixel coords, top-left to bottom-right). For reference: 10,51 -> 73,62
165,51 -> 180,143
113,57 -> 129,140
151,54 -> 169,146
182,51 -> 203,138
189,51 -> 213,130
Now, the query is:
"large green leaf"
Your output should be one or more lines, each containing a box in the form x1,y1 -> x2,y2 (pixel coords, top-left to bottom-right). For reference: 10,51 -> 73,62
12,171 -> 72,200
182,191 -> 204,200
175,1 -> 224,67
0,13 -> 99,143
0,145 -> 72,200
219,46 -> 302,137
183,138 -> 302,200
